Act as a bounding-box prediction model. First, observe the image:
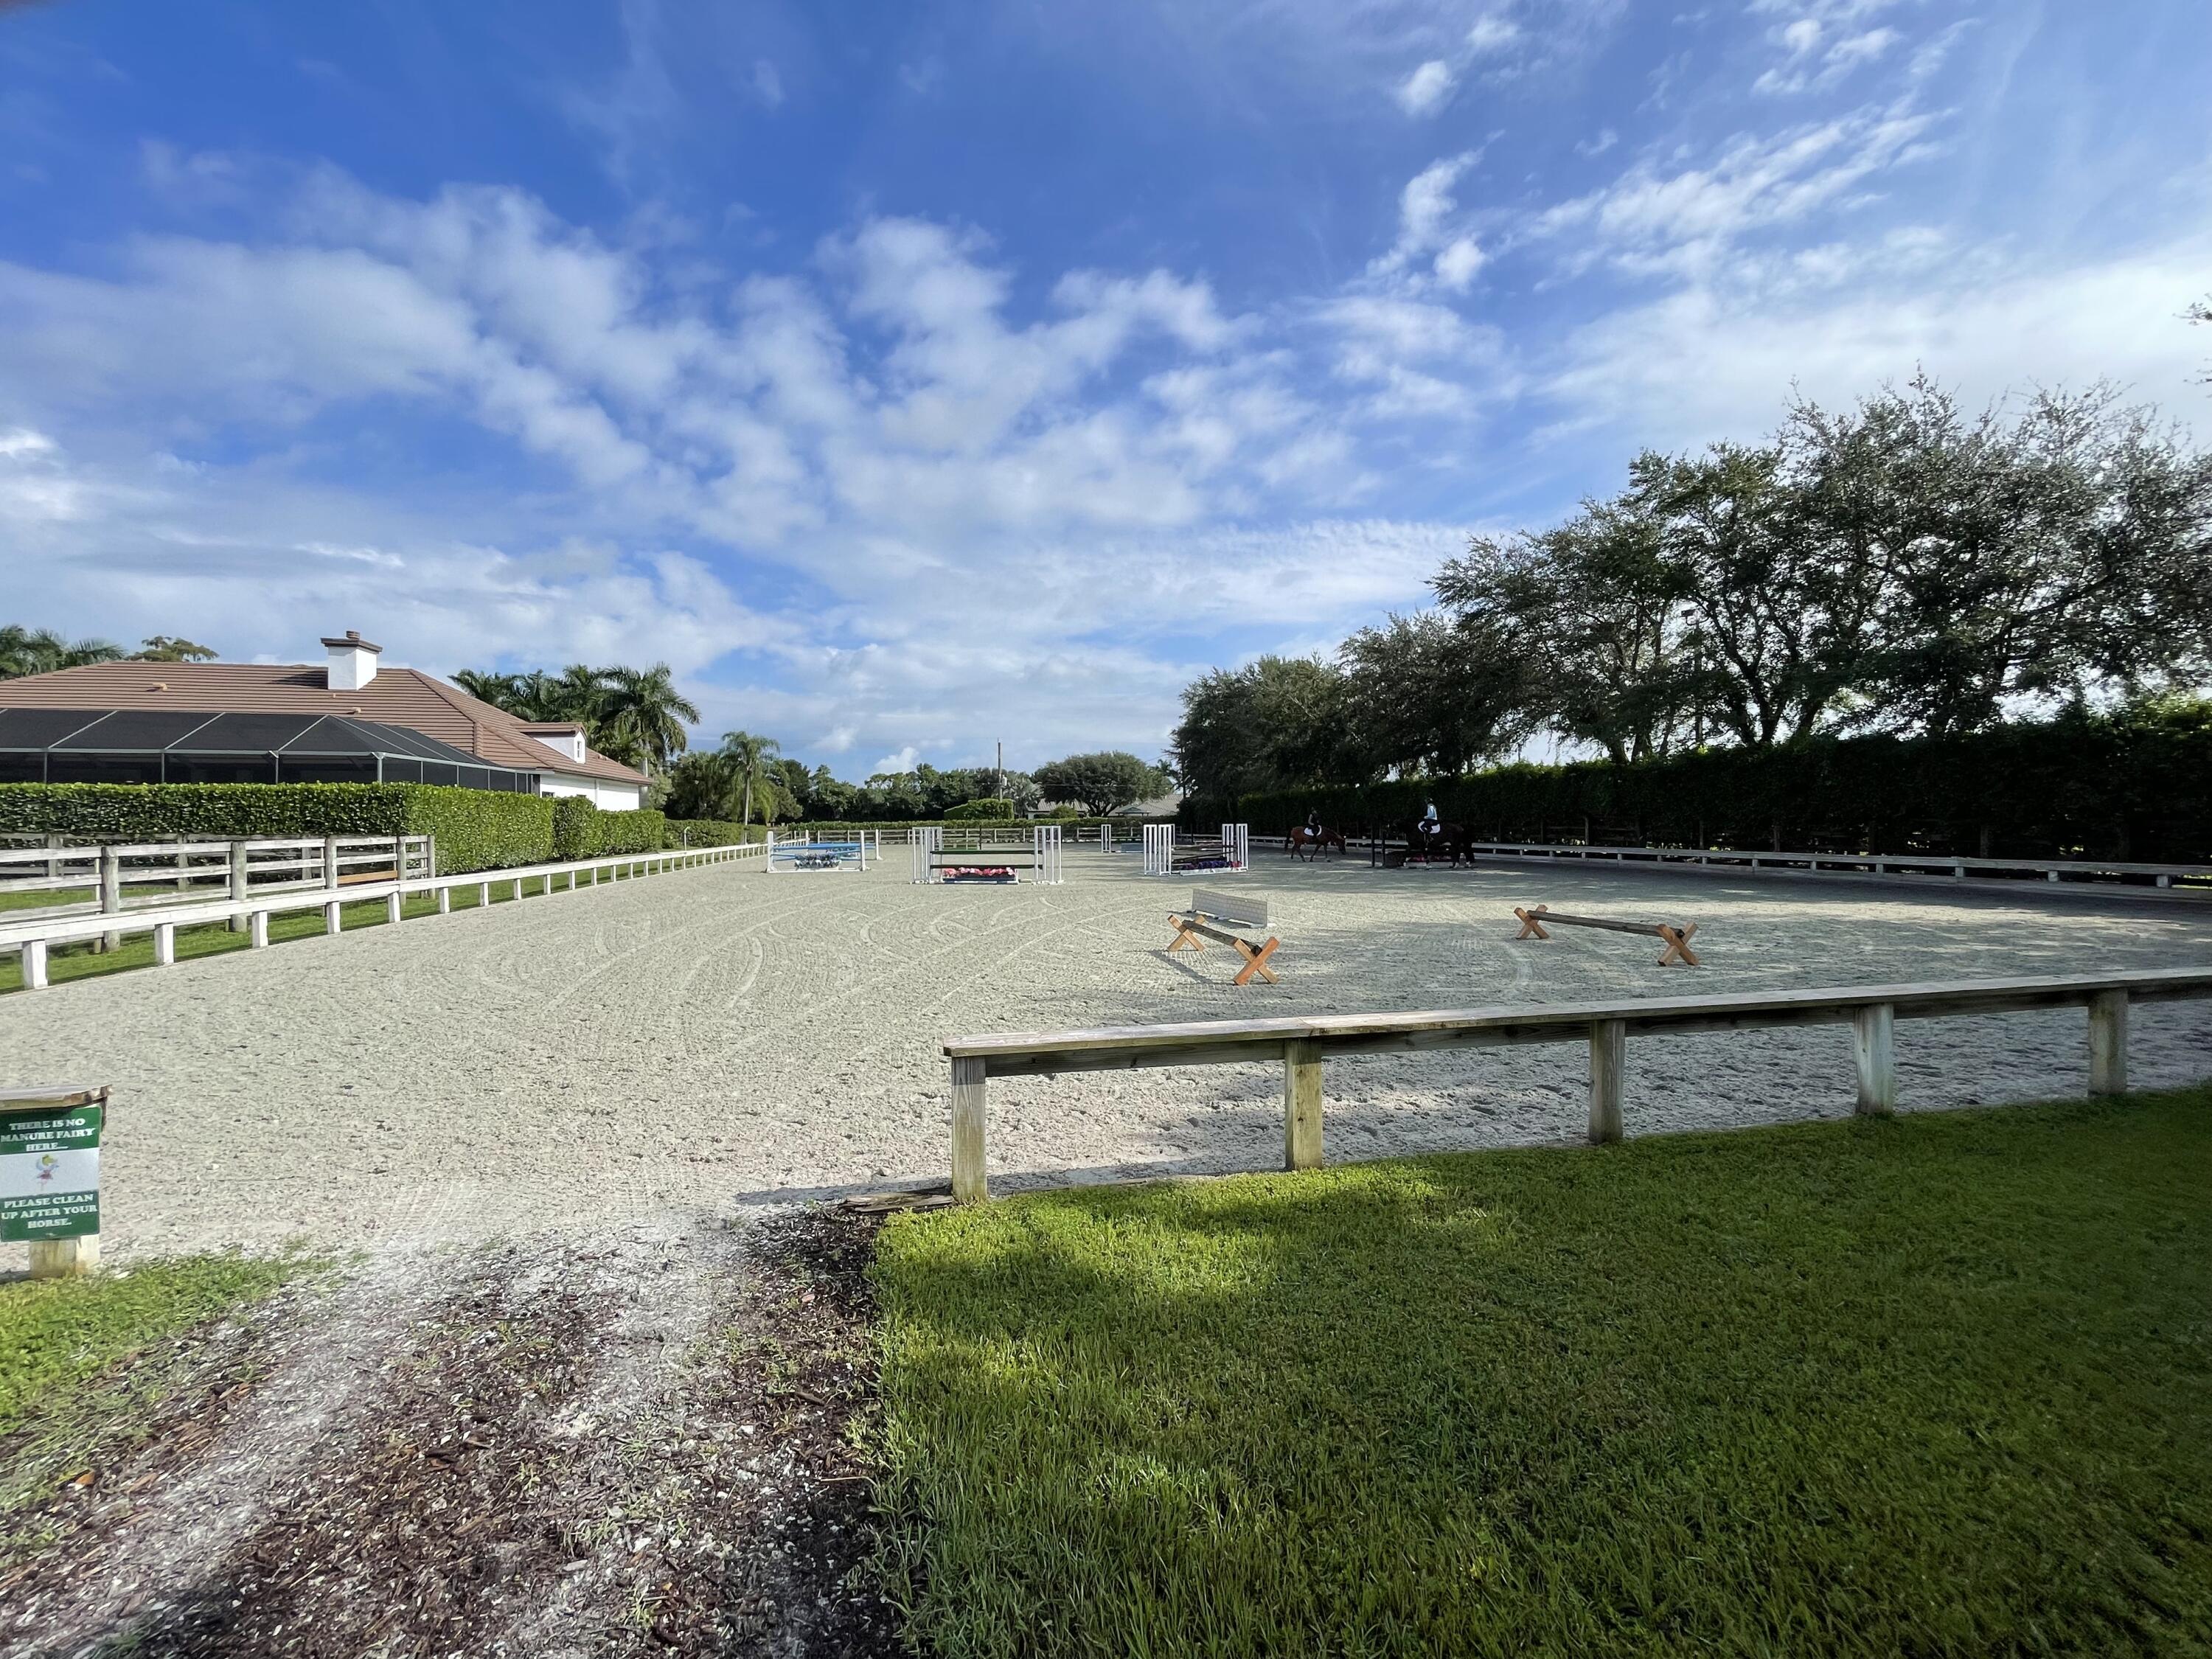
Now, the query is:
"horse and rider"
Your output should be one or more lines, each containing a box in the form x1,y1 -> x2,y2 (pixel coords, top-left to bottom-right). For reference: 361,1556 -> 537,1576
1403,799 -> 1470,867
1287,808 -> 1349,860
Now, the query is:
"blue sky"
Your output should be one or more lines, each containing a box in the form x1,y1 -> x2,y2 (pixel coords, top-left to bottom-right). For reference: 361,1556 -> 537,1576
4,1 -> 2208,774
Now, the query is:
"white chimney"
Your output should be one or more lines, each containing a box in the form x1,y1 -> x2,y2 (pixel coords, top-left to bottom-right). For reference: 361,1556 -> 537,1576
322,630 -> 382,692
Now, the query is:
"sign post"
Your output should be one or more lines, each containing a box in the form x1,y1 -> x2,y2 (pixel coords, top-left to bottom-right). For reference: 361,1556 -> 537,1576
1,1085 -> 108,1278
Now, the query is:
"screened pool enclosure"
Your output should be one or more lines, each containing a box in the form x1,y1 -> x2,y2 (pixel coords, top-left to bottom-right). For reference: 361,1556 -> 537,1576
0,709 -> 541,790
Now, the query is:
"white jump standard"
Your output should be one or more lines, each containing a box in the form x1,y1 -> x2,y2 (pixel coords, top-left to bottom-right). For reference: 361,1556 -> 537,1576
1514,904 -> 1702,967
911,825 -> 1065,885
1143,823 -> 1251,877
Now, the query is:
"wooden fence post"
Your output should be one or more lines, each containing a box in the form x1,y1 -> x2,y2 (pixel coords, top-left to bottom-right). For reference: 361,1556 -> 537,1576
950,1056 -> 988,1203
229,840 -> 251,933
248,911 -> 269,948
1852,1004 -> 1897,1116
324,900 -> 341,935
1587,1018 -> 1626,1144
153,922 -> 175,967
2088,990 -> 2129,1096
324,835 -> 340,891
1282,1039 -> 1324,1170
22,939 -> 48,990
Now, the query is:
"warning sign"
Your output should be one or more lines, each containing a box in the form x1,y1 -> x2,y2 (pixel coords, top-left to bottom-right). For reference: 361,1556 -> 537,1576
0,1100 -> 102,1243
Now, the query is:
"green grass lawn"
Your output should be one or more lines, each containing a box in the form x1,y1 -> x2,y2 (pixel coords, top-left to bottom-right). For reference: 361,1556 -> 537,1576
0,874 -> 592,993
1,1252 -> 319,1541
874,1088 -> 2212,1658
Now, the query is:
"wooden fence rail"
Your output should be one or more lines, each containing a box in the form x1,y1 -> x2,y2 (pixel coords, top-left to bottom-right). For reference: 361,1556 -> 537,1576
941,967 -> 2212,1203
0,835 -> 435,925
3,841 -> 767,990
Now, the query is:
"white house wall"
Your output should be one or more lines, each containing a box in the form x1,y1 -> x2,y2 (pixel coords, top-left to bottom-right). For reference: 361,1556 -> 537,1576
540,776 -> 645,810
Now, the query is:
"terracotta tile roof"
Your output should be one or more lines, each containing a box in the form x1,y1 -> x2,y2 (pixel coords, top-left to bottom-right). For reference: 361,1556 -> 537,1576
0,661 -> 650,787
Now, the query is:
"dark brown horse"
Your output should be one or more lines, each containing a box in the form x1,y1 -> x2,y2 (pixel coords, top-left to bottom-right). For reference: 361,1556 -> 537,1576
1287,824 -> 1349,860
1399,817 -> 1472,868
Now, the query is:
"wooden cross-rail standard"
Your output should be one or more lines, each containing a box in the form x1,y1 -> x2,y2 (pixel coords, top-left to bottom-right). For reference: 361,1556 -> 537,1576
939,966 -> 2212,1203
1167,888 -> 1280,984
1514,904 -> 1700,966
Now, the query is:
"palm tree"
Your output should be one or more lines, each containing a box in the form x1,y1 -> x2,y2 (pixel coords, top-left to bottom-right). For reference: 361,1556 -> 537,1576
599,664 -> 700,779
0,625 -> 125,681
716,730 -> 782,826
453,668 -> 529,710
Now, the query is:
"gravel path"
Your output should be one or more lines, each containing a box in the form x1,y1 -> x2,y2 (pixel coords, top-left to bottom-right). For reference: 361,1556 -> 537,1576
3,852 -> 2209,1257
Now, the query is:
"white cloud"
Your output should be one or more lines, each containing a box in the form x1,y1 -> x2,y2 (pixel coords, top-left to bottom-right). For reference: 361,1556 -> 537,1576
1543,234 -> 2212,447
1433,236 -> 1486,291
1395,58 -> 1455,116
752,58 -> 784,107
1529,105 -> 1938,277
1465,15 -> 1521,55
1370,153 -> 1481,287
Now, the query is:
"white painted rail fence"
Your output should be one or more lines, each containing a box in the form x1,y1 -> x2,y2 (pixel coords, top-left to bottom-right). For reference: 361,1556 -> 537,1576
0,835 -> 434,924
940,966 -> 2212,1203
1142,824 -> 1250,877
4,841 -> 765,990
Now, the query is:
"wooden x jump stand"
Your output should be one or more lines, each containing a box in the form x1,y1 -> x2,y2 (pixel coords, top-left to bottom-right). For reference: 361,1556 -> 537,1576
1169,888 -> 1282,984
1514,904 -> 1702,967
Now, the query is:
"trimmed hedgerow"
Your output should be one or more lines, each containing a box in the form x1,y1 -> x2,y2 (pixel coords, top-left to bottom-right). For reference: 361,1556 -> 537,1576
1193,701 -> 2212,863
594,807 -> 664,856
552,796 -> 667,859
945,797 -> 1017,821
663,818 -> 767,847
0,783 -> 554,875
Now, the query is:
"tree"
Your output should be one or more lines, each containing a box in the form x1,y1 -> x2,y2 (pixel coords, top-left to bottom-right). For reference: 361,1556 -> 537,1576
1338,610 -> 1539,778
0,625 -> 125,680
132,636 -> 218,663
1436,500 -> 1699,765
716,730 -> 782,826
1790,379 -> 2212,734
1170,655 -> 1352,803
597,664 -> 700,777
1032,751 -> 1172,816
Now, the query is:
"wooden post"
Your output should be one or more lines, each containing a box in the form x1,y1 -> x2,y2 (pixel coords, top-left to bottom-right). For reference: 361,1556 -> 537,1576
479,882 -> 490,907
248,910 -> 268,948
1851,1003 -> 1896,1116
229,839 -> 251,932
385,891 -> 403,925
97,845 -> 120,953
1282,1039 -> 1324,1170
2088,990 -> 2129,1096
153,922 -> 175,967
512,878 -> 523,901
950,1055 -> 988,1203
437,886 -> 451,914
392,835 -> 408,891
324,835 -> 340,891
23,939 -> 48,990
324,900 -> 342,935
1587,1018 -> 1626,1144
29,1234 -> 99,1279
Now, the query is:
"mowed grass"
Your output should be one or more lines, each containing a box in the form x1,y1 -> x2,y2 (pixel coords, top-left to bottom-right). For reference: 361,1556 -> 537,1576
0,869 -> 633,994
873,1089 -> 2212,1657
1,1252 -> 319,1538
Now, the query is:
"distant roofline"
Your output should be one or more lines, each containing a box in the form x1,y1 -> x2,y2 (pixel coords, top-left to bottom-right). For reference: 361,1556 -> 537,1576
320,631 -> 382,653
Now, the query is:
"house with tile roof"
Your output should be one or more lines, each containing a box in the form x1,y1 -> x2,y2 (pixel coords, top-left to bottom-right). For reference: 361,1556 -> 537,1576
0,632 -> 650,807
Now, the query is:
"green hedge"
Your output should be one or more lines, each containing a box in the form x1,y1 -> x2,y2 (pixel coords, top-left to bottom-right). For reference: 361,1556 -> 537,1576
551,796 -> 668,859
945,797 -> 1016,821
0,783 -> 555,875
1192,702 -> 2212,863
664,818 -> 768,847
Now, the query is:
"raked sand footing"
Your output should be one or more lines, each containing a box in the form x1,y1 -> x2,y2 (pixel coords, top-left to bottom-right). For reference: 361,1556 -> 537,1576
3,851 -> 2210,1256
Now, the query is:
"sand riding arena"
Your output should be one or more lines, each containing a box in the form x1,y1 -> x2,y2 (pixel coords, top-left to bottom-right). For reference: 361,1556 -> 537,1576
4,847 -> 2211,1258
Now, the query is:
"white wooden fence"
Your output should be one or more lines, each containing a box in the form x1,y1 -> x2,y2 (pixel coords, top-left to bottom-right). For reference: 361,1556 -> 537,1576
0,835 -> 434,927
941,967 -> 2212,1202
3,841 -> 765,990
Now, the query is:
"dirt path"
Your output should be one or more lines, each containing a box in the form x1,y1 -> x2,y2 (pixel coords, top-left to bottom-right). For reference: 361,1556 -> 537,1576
2,855 -> 2211,1258
0,1211 -> 897,1659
